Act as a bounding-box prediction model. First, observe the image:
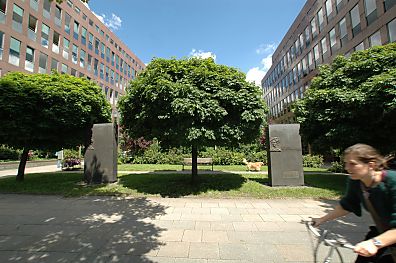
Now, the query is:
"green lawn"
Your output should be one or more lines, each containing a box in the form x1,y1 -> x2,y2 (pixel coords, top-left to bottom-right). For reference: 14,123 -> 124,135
0,167 -> 346,199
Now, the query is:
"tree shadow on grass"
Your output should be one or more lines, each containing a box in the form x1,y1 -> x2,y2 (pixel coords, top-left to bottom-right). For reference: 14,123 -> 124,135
118,171 -> 246,198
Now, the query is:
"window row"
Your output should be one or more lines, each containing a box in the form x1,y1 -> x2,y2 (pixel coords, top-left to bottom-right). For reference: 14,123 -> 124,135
264,0 -> 395,91
1,33 -> 131,93
264,16 -> 396,95
1,0 -> 143,71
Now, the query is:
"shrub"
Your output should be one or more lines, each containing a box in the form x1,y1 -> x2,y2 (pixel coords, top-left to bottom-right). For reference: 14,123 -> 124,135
62,148 -> 82,170
328,161 -> 345,173
303,154 -> 324,168
0,145 -> 21,161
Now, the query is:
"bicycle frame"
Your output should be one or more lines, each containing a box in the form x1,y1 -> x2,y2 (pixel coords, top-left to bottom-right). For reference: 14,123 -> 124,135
303,220 -> 355,263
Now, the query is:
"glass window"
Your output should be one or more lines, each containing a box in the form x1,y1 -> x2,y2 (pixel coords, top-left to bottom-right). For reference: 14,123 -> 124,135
313,45 -> 320,62
12,4 -> 23,33
43,0 -> 51,19
87,54 -> 92,71
329,28 -> 337,48
94,38 -> 99,54
80,49 -> 85,68
64,12 -> 71,34
62,37 -> 69,59
55,5 -> 62,27
66,0 -> 72,8
38,52 -> 48,73
52,31 -> 60,53
305,26 -> 310,46
51,58 -> 58,71
74,6 -> 80,14
73,21 -> 79,40
339,17 -> 347,39
364,0 -> 376,15
365,0 -> 377,25
321,37 -> 328,56
88,33 -> 93,50
30,0 -> 38,11
81,26 -> 87,45
350,4 -> 361,36
41,23 -> 50,48
100,62 -> 104,79
369,31 -> 381,47
355,42 -> 365,51
0,0 -> 6,14
0,31 -> 3,59
28,15 -> 37,32
72,44 -> 78,64
25,46 -> 34,72
384,0 -> 396,11
336,0 -> 345,12
317,8 -> 324,31
311,17 -> 318,38
9,37 -> 21,66
388,18 -> 396,43
61,63 -> 68,74
325,0 -> 333,18
28,15 -> 37,41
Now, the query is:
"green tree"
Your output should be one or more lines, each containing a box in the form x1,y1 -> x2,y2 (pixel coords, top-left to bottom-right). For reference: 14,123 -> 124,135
0,72 -> 111,181
294,43 -> 396,154
118,57 -> 267,182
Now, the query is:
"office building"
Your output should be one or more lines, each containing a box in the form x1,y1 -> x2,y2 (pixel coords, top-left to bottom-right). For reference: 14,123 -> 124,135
0,0 -> 145,118
262,0 -> 396,123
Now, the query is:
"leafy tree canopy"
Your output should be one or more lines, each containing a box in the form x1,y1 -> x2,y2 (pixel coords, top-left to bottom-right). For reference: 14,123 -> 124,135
0,72 -> 111,180
118,57 -> 267,150
294,43 -> 396,153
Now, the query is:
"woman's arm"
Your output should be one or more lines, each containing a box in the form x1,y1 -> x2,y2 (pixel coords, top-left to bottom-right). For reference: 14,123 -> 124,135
354,228 -> 396,257
312,204 -> 350,227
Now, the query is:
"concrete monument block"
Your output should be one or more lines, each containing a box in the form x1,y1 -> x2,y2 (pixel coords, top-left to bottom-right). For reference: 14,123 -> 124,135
84,123 -> 118,184
267,124 -> 304,186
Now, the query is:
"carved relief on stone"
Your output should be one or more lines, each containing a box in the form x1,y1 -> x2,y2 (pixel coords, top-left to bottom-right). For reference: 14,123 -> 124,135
269,137 -> 281,152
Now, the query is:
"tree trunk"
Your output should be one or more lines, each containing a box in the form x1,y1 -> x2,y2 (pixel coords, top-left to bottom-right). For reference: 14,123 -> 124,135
191,145 -> 198,184
16,149 -> 29,181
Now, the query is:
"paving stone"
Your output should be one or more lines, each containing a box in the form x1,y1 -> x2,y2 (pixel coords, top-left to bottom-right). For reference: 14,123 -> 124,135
189,242 -> 219,259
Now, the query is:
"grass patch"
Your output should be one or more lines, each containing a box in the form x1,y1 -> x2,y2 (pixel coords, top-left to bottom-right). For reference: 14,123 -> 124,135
0,170 -> 347,199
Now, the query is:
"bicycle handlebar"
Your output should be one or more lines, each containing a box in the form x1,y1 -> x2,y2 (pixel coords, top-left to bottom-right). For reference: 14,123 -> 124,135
302,220 -> 355,250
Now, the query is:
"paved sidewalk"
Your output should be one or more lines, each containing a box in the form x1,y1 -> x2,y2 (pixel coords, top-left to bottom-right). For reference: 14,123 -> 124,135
0,165 -> 61,179
0,194 -> 373,263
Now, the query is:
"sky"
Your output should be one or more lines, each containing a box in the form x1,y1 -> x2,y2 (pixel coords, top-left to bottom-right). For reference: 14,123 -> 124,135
87,0 -> 307,86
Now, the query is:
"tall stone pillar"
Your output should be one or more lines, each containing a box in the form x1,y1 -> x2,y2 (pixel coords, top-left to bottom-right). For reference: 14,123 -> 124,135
267,124 -> 304,186
84,123 -> 118,184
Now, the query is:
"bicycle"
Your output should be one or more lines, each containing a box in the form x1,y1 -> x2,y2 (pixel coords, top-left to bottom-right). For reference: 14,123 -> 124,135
302,220 -> 355,263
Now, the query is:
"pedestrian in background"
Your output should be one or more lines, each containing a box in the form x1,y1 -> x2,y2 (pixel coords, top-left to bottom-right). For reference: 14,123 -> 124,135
55,150 -> 64,169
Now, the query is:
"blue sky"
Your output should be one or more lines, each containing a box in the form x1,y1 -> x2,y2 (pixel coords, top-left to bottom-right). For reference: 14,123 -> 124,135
87,0 -> 306,85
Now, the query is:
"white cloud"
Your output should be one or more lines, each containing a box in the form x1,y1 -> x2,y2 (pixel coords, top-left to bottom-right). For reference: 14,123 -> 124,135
92,11 -> 105,23
82,2 -> 90,10
246,43 -> 277,86
106,14 -> 122,31
246,67 -> 266,86
256,43 -> 277,55
189,49 -> 217,61
92,12 -> 122,31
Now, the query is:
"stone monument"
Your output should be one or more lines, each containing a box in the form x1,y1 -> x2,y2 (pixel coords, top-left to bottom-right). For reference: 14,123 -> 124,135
84,123 -> 118,184
267,124 -> 304,186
